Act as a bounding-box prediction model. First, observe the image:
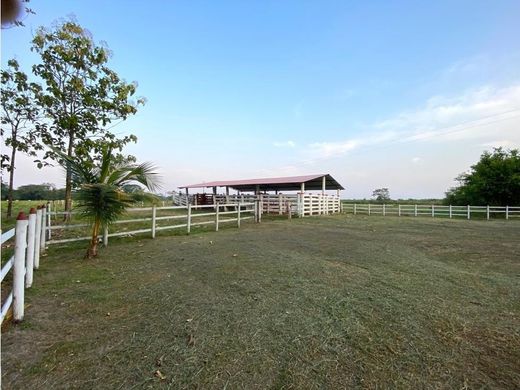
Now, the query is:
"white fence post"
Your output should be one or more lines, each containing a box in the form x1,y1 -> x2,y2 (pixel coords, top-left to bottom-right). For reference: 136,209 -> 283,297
34,207 -> 42,269
486,205 -> 490,220
152,205 -> 157,238
467,205 -> 470,220
47,203 -> 52,240
13,212 -> 29,322
25,208 -> 37,288
215,202 -> 220,231
414,204 -> 417,217
187,204 -> 192,234
354,203 -> 357,215
506,205 -> 509,220
368,204 -> 371,216
383,204 -> 386,216
103,226 -> 108,247
398,204 -> 401,217
449,205 -> 452,219
432,204 -> 435,218
40,205 -> 47,250
237,203 -> 241,228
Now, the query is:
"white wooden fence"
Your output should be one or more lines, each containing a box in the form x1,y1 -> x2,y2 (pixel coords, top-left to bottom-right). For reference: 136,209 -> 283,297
172,192 -> 341,217
46,202 -> 257,245
1,207 -> 47,324
343,203 -> 520,220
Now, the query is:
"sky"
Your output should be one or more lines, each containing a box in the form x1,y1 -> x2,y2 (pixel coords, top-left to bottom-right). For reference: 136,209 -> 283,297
1,0 -> 520,198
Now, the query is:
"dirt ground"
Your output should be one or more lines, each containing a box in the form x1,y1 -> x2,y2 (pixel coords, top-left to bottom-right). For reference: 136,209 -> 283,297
2,215 -> 519,389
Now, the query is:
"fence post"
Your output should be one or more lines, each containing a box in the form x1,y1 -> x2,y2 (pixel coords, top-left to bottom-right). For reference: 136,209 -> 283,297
398,204 -> 401,217
40,204 -> 47,250
449,205 -> 452,219
368,204 -> 371,216
152,205 -> 157,238
237,203 -> 241,228
34,207 -> 42,269
383,204 -> 386,216
354,203 -> 357,215
432,204 -> 435,218
467,205 -> 470,220
414,204 -> 417,217
215,202 -> 220,231
103,226 -> 108,247
13,212 -> 29,322
506,205 -> 509,220
486,205 -> 490,220
47,203 -> 52,240
187,204 -> 192,234
25,208 -> 37,288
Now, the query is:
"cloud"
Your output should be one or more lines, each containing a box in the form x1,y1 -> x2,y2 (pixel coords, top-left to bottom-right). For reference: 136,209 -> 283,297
273,140 -> 296,148
308,84 -> 520,159
411,157 -> 423,164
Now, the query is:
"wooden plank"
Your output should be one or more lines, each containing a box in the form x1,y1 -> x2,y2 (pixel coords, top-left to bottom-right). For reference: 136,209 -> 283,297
1,228 -> 15,244
0,256 -> 14,283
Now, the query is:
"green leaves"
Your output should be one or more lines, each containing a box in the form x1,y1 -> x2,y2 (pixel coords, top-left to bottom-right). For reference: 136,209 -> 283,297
445,147 -> 520,206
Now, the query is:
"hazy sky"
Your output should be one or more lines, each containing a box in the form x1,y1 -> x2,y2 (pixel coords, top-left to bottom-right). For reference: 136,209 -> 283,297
2,0 -> 520,198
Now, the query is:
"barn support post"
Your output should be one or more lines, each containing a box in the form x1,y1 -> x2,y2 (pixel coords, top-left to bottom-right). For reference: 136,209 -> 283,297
13,212 -> 28,322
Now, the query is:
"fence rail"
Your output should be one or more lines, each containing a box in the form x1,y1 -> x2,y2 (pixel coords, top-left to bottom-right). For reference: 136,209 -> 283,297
343,203 -> 520,220
46,202 -> 257,245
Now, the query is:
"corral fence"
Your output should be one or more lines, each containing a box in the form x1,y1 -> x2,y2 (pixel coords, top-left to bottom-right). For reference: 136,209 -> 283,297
47,203 -> 257,246
343,203 -> 520,220
172,192 -> 341,217
1,207 -> 47,324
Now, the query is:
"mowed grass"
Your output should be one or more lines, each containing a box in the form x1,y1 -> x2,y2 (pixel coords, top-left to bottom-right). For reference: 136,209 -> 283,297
2,215 -> 519,389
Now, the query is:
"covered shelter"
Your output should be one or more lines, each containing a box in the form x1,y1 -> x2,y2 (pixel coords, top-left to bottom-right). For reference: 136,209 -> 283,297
176,174 -> 344,217
179,173 -> 344,195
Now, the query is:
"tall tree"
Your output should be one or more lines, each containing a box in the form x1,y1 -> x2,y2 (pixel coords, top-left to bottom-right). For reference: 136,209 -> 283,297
372,188 -> 390,202
445,148 -> 520,206
1,59 -> 42,217
56,147 -> 160,258
31,20 -> 144,213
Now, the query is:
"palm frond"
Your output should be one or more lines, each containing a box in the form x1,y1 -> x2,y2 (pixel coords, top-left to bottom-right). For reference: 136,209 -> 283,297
75,183 -> 135,227
114,161 -> 161,192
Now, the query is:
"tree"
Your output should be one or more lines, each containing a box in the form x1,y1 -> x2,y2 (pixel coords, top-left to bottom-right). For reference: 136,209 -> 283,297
372,188 -> 390,202
31,19 -> 144,214
445,148 -> 520,206
1,59 -> 43,217
56,146 -> 160,258
1,0 -> 34,28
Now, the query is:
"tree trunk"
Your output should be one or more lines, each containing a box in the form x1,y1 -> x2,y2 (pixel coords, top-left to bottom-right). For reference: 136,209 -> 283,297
64,132 -> 74,220
6,143 -> 17,218
85,219 -> 101,259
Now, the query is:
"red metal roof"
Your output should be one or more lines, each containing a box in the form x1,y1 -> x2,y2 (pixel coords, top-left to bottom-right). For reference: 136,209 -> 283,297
179,174 -> 344,192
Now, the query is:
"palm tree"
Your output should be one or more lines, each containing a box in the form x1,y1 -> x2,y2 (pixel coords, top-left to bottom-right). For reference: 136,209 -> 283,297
57,147 -> 161,258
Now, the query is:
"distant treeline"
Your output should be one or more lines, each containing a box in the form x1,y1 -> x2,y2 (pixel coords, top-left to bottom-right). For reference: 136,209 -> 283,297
1,182 -> 170,202
1,183 -> 65,201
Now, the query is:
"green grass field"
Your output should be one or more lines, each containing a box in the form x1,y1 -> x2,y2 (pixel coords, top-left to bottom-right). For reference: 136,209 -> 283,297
2,215 -> 519,389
